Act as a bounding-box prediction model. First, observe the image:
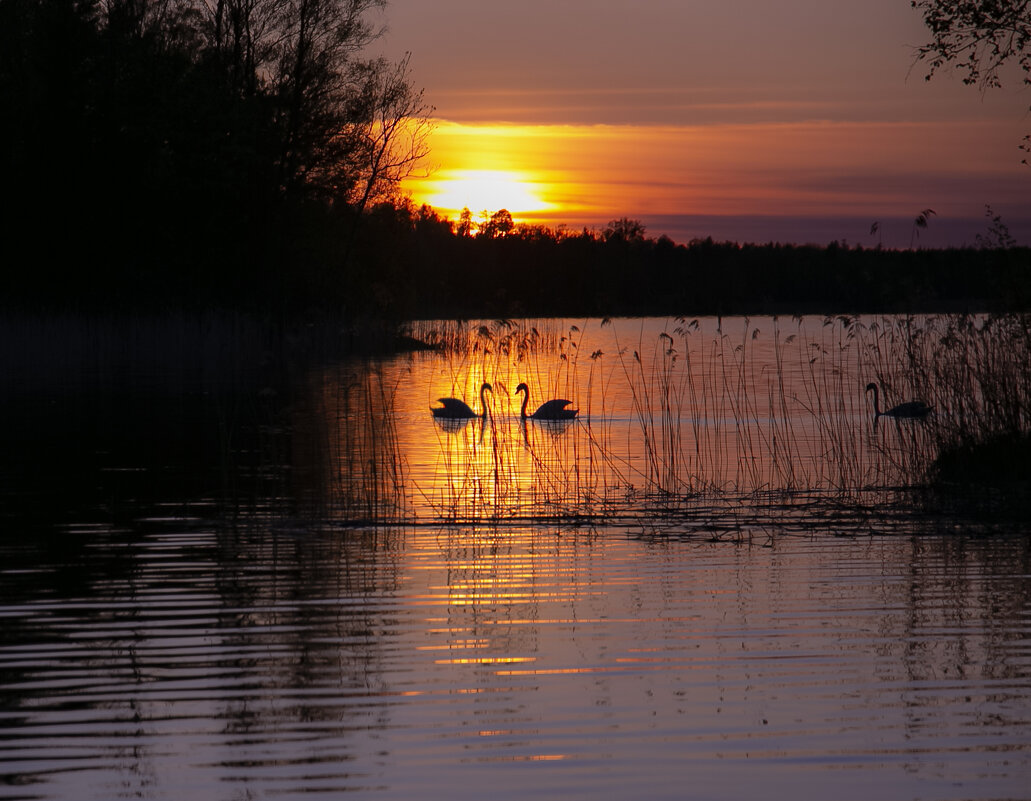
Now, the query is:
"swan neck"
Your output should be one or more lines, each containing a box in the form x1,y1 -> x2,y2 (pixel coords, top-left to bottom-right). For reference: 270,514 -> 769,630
519,389 -> 529,418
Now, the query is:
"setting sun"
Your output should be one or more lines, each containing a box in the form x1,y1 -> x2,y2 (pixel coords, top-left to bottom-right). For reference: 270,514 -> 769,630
414,168 -> 553,216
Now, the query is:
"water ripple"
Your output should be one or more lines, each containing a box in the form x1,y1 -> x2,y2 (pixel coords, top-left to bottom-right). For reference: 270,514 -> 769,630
2,525 -> 1030,800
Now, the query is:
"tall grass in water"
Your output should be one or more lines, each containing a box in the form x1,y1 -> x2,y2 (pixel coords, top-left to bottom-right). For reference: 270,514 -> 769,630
413,319 -> 609,523
408,317 -> 874,523
406,313 -> 1030,527
604,319 -> 705,501
784,316 -> 867,495
593,313 -> 1028,514
858,313 -> 1031,509
289,363 -> 410,524
602,316 -> 861,501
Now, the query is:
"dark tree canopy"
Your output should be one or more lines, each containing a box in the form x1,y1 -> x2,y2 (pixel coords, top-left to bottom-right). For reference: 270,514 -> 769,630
479,208 -> 514,239
0,0 -> 430,309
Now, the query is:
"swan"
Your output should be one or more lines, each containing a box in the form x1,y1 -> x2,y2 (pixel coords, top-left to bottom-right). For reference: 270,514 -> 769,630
431,382 -> 492,419
865,382 -> 932,420
515,382 -> 578,420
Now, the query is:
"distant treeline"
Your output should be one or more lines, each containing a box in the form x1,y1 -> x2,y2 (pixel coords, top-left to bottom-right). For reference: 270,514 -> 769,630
2,1 -> 1027,321
345,204 -> 1031,320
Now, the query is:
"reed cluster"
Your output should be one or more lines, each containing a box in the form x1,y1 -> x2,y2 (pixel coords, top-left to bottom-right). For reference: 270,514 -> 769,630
410,319 -> 608,523
214,312 -> 1030,530
399,313 -> 1031,527
860,313 -> 1031,515
289,363 -> 410,524
595,316 -> 870,501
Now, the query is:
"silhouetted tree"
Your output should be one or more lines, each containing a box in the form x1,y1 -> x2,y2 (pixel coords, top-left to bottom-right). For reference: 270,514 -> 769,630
339,52 -> 432,215
456,207 -> 473,237
190,0 -> 429,206
479,209 -> 514,238
0,0 -> 431,310
912,0 -> 1031,160
200,0 -> 272,98
603,217 -> 646,242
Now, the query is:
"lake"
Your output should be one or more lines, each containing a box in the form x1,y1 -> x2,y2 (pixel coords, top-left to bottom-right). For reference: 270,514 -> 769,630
1,314 -> 1029,800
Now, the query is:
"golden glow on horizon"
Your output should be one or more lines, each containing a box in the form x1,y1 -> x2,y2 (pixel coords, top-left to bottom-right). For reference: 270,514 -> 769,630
403,118 -> 1026,231
418,169 -> 554,216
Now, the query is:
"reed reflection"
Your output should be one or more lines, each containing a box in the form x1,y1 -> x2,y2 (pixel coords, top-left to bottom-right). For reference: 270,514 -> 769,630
427,415 -> 508,520
289,363 -> 409,522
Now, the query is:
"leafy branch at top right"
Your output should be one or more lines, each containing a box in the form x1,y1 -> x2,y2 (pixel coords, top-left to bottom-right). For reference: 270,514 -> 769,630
911,0 -> 1031,162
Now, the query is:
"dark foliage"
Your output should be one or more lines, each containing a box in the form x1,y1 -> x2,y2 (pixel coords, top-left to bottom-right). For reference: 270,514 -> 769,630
912,0 -> 1031,161
0,0 -> 423,313
912,0 -> 1031,92
929,432 -> 1031,520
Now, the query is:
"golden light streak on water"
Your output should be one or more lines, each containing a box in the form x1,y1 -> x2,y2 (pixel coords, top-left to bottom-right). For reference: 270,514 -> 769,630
434,656 -> 537,665
2,409 -> 1030,800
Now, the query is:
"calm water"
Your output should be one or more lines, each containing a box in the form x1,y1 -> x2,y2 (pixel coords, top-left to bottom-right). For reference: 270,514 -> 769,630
1,315 -> 1029,800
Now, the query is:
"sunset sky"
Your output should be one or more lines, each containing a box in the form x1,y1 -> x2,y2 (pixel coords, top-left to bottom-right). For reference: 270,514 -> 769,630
377,0 -> 1030,248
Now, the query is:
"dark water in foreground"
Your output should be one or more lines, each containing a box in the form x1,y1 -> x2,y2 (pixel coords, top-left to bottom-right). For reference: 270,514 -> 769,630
1,315 -> 1030,800
2,525 -> 1029,801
